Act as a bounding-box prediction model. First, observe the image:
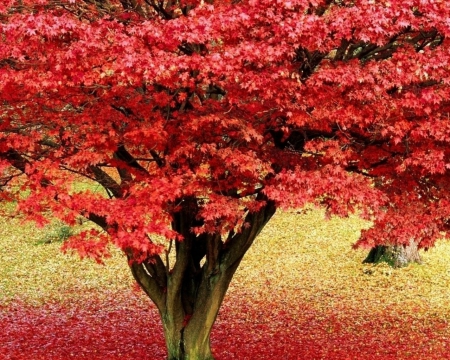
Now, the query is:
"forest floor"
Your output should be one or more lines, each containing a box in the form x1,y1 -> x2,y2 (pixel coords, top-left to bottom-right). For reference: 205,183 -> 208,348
1,209 -> 450,359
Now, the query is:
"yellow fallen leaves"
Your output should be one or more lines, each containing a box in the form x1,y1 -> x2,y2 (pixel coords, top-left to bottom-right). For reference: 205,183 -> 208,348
229,208 -> 450,321
2,206 -> 450,326
0,216 -> 133,306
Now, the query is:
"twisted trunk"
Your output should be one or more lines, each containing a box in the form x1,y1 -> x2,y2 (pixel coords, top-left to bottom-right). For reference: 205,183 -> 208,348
128,196 -> 276,359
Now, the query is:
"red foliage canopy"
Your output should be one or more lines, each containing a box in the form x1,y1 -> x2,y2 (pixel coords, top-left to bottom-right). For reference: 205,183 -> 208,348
1,0 -> 450,256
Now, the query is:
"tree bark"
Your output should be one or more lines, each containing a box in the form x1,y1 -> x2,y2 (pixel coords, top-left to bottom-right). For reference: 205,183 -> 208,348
363,242 -> 421,268
161,267 -> 231,360
128,195 -> 276,360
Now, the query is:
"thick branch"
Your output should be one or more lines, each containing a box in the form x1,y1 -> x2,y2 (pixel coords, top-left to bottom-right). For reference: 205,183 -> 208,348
85,212 -> 109,230
1,149 -> 29,173
0,149 -> 53,187
221,195 -> 276,270
144,0 -> 173,19
150,149 -> 166,167
206,233 -> 222,274
169,232 -> 191,312
88,165 -> 123,198
129,258 -> 166,312
118,0 -> 145,15
143,254 -> 168,289
114,145 -> 149,174
165,199 -> 200,323
334,39 -> 350,61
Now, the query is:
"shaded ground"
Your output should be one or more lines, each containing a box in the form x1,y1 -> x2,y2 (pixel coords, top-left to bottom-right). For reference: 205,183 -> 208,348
1,210 -> 450,359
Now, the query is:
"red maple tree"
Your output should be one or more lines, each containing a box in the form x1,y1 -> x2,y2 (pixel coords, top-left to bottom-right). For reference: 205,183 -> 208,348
1,0 -> 450,358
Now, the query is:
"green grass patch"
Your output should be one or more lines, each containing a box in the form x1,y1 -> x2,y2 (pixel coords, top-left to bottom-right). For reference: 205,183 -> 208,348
34,222 -> 75,245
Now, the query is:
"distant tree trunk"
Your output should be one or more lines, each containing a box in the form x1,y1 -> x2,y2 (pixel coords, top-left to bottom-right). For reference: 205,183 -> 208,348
363,242 -> 421,268
127,195 -> 276,360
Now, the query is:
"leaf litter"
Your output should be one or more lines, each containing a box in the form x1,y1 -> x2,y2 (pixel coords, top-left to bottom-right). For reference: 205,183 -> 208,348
1,209 -> 450,359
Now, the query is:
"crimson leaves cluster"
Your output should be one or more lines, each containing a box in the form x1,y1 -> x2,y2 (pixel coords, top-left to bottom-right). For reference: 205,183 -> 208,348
1,0 -> 450,357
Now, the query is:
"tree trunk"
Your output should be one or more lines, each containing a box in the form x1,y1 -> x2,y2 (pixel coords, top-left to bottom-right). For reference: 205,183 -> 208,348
162,309 -> 215,360
363,242 -> 421,268
127,195 -> 276,360
159,254 -> 238,360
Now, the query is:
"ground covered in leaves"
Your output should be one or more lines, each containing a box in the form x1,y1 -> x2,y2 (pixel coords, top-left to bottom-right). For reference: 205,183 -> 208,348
1,209 -> 450,359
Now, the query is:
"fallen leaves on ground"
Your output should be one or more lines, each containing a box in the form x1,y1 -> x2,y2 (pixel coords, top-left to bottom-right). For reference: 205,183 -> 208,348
1,209 -> 450,359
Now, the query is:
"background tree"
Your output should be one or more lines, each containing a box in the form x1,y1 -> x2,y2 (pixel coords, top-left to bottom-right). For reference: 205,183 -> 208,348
1,0 -> 450,358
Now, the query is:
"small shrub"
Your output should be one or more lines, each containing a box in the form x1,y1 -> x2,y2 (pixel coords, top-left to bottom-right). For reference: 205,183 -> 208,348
36,223 -> 74,245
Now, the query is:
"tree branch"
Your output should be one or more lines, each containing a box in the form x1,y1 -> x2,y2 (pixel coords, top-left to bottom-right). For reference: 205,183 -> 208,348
143,254 -> 168,289
221,194 -> 276,270
150,149 -> 165,168
206,233 -> 222,274
114,145 -> 149,174
88,165 -> 124,198
128,257 -> 166,312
